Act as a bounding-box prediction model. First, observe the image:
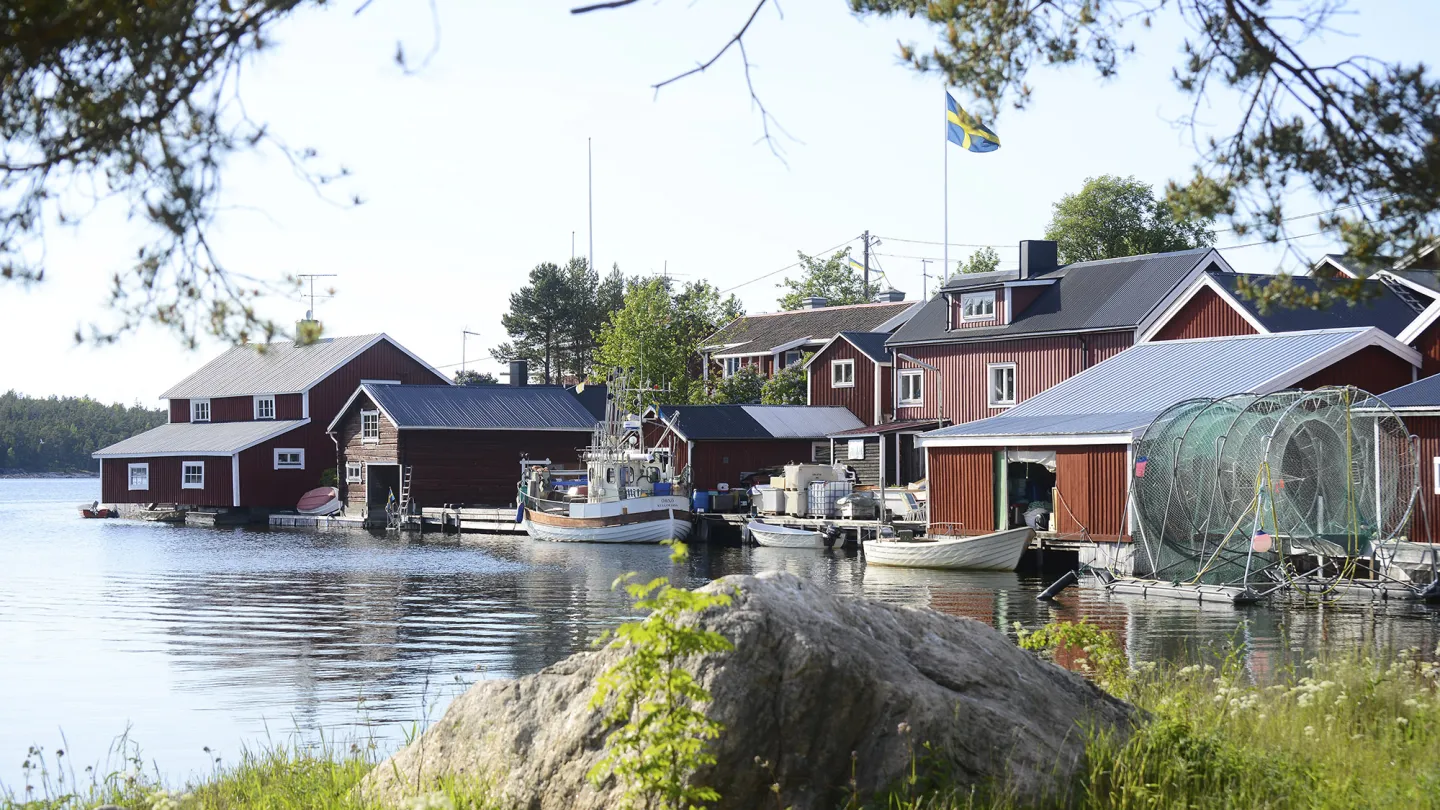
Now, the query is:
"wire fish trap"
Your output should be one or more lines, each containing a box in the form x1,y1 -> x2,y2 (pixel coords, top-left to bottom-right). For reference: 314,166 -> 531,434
1125,386 -> 1423,602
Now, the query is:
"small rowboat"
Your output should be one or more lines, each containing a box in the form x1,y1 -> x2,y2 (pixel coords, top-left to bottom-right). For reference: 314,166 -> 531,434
79,502 -> 115,519
747,520 -> 840,549
296,486 -> 342,516
863,527 -> 1033,571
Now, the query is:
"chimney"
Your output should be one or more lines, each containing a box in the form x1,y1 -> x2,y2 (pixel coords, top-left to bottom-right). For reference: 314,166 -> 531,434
874,289 -> 906,303
799,296 -> 829,310
1018,240 -> 1059,279
509,359 -> 528,387
294,310 -> 322,346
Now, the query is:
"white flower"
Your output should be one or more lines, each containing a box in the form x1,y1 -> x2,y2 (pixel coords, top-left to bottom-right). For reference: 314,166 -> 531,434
1304,726 -> 1316,737
400,793 -> 455,810
1397,717 -> 1409,727
1404,699 -> 1420,709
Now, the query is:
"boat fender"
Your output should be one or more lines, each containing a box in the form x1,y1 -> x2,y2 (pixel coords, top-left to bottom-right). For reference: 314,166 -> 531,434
1036,569 -> 1079,601
514,501 -> 525,524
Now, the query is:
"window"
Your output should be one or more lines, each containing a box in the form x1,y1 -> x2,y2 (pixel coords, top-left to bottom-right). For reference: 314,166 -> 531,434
361,410 -> 380,443
1433,456 -> 1440,494
811,441 -> 828,463
783,350 -> 802,368
127,463 -> 149,491
831,359 -> 855,388
722,357 -> 742,377
899,369 -> 924,404
191,399 -> 211,422
988,363 -> 1017,407
346,462 -> 363,484
847,439 -> 866,460
254,395 -> 276,420
274,449 -> 305,470
961,291 -> 997,321
181,461 -> 205,489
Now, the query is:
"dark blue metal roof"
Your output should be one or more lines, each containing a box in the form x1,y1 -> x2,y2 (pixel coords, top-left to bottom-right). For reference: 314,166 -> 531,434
1210,273 -> 1420,337
837,331 -> 892,364
655,405 -> 770,440
655,405 -> 862,440
1380,374 -> 1440,409
367,384 -> 597,430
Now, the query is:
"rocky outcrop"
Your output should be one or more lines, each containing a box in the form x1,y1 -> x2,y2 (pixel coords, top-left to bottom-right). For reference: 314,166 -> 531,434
363,572 -> 1135,809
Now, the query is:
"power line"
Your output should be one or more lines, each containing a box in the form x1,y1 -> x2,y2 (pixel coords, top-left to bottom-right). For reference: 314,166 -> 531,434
1206,194 -> 1402,235
875,235 -> 1018,249
718,235 -> 861,294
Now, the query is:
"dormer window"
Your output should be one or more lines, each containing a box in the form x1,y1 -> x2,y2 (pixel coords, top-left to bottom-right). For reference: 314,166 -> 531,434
191,399 -> 211,422
960,291 -> 997,321
254,394 -> 276,420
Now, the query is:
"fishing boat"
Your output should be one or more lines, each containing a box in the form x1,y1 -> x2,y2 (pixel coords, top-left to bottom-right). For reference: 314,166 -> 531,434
296,486 -> 341,516
747,520 -> 840,549
518,371 -> 692,544
863,527 -> 1033,571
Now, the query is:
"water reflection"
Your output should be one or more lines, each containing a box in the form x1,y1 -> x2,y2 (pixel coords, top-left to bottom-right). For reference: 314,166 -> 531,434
2,478 -> 1438,789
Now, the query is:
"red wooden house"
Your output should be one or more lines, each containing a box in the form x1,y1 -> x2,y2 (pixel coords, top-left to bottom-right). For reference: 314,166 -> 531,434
93,331 -> 448,510
646,405 -> 863,491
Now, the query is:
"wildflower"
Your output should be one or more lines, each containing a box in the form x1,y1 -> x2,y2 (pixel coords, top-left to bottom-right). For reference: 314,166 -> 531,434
897,722 -> 911,736
1304,726 -> 1316,737
1298,693 -> 1315,708
400,793 -> 454,810
1397,717 -> 1409,727
1257,713 -> 1267,721
1404,699 -> 1420,709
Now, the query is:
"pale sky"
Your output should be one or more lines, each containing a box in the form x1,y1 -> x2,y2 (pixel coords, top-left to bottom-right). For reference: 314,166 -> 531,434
2,1 -> 1433,406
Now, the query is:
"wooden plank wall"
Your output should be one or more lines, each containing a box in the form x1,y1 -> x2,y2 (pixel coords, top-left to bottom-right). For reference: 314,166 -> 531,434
1055,446 -> 1129,540
102,455 -> 233,505
926,446 -> 994,535
808,339 -> 878,424
1150,288 -> 1258,341
404,430 -> 590,507
335,393 -> 399,510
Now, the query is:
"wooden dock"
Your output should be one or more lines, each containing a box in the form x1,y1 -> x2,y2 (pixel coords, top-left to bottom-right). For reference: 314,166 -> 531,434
409,506 -> 526,535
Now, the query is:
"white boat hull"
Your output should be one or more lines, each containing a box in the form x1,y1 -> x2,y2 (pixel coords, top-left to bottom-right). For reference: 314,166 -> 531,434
863,527 -> 1032,571
748,521 -> 832,549
524,516 -> 692,544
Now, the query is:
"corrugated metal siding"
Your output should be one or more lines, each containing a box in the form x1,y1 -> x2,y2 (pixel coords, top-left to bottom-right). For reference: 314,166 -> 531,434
894,330 -> 1135,423
926,447 -> 995,535
1152,287 -> 1258,341
808,338 -> 877,424
102,456 -> 233,506
1055,446 -> 1129,540
1407,415 -> 1440,543
690,440 -> 815,491
1296,345 -> 1415,393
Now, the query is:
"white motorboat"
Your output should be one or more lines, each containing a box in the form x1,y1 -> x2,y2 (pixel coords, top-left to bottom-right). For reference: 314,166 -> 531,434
863,527 -> 1033,571
519,370 -> 693,544
747,520 -> 839,549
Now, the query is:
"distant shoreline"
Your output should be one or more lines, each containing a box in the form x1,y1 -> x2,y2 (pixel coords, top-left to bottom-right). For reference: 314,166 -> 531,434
0,470 -> 99,479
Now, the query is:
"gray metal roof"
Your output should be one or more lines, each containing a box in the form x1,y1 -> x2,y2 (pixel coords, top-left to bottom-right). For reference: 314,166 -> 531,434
93,420 -> 308,458
657,405 -> 862,440
1379,375 -> 1440,409
363,384 -> 597,431
701,301 -> 917,355
922,328 -> 1386,442
161,334 -> 438,398
837,331 -> 892,364
888,248 -> 1215,347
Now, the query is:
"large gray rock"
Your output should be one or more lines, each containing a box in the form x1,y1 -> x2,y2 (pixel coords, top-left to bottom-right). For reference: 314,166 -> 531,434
363,572 -> 1134,809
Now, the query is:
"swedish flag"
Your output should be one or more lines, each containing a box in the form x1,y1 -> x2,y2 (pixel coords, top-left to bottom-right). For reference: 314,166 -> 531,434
946,93 -> 1000,153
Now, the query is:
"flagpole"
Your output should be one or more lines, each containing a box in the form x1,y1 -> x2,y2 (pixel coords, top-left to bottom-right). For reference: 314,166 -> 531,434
943,87 -> 948,286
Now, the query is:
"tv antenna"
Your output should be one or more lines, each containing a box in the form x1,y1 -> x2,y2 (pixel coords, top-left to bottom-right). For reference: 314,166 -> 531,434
297,274 -> 338,319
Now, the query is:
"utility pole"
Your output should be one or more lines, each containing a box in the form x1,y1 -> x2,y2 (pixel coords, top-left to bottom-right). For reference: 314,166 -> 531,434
588,137 -> 594,273
920,259 -> 933,299
862,230 -> 871,301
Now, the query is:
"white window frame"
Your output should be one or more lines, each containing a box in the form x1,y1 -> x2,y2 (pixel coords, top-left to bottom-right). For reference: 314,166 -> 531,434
847,439 -> 866,460
784,350 -> 803,368
361,410 -> 381,444
127,463 -> 149,491
190,398 -> 211,423
722,357 -> 742,378
811,441 -> 827,463
899,369 -> 924,405
346,462 -> 363,484
181,461 -> 205,489
254,394 -> 276,420
1433,457 -> 1440,495
988,362 -> 1017,408
274,448 -> 305,470
831,359 -> 855,388
961,291 -> 997,322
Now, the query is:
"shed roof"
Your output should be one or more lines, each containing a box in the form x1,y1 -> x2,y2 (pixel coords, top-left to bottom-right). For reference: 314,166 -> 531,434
334,384 -> 597,432
93,420 -> 308,458
655,405 -> 863,441
1379,375 -> 1440,410
888,248 -> 1216,347
921,328 -> 1416,446
701,301 -> 917,356
162,334 -> 444,399
827,419 -> 944,438
1208,273 -> 1422,337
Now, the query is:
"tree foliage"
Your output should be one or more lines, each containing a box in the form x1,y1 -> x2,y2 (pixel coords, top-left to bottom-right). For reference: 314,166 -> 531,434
453,369 -> 498,385
1044,175 -> 1215,264
956,245 -> 1001,276
492,258 -> 620,385
707,365 -> 764,405
760,357 -> 808,405
777,248 -> 868,310
593,278 -> 744,412
0,391 -> 166,473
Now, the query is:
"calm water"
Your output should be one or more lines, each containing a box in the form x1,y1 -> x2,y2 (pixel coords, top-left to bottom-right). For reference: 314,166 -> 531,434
2,478 -> 1438,788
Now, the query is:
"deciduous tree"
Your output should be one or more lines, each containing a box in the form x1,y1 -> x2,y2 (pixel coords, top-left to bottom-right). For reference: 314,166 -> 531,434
454,370 -> 498,385
1044,176 -> 1214,264
777,249 -> 867,310
956,246 -> 1001,277
760,358 -> 808,405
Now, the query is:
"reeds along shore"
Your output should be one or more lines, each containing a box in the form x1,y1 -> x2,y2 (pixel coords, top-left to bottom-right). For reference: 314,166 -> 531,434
7,633 -> 1440,810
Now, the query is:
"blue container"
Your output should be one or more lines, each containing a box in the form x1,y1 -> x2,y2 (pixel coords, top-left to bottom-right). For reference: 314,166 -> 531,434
653,482 -> 672,496
693,489 -> 710,512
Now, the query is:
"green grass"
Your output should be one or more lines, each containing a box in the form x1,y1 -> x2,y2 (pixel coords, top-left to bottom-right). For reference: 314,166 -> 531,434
8,630 -> 1440,810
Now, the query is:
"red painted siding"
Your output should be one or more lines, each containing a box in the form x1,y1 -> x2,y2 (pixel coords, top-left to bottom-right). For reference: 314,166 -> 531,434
402,430 -> 589,506
210,395 -> 258,422
1055,446 -> 1129,541
1151,288 -> 1258,341
949,291 -> 1007,329
277,393 -> 304,420
1416,321 -> 1440,379
235,428 -> 327,508
894,330 -> 1134,423
926,447 -> 995,535
808,339 -> 880,424
169,400 -> 189,423
1408,415 -> 1440,543
689,440 -> 816,491
1009,286 -> 1048,319
1296,346 -> 1415,393
102,456 -> 233,506
879,364 -> 894,423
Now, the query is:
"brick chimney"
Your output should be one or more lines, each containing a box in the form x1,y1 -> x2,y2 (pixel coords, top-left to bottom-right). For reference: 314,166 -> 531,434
1018,240 -> 1059,279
